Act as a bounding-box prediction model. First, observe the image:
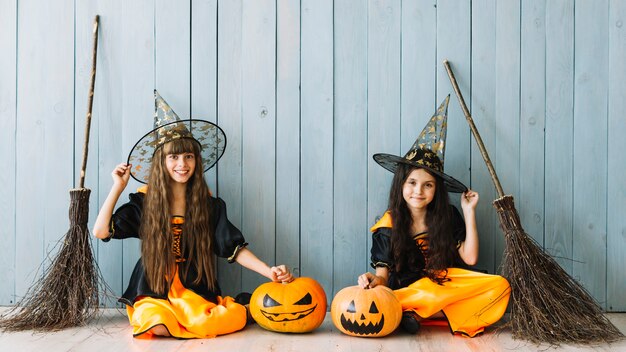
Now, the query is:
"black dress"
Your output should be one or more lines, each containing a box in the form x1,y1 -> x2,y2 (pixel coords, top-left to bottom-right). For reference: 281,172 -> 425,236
369,205 -> 468,289
103,192 -> 247,306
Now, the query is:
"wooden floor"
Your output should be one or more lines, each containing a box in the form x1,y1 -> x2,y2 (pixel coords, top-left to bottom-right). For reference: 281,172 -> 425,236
1,309 -> 625,352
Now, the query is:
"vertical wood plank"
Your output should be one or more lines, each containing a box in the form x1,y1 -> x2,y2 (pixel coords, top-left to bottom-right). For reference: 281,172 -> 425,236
437,0 -> 471,195
401,0 -> 436,152
191,0 -> 218,191
470,0 -> 497,273
574,0 -> 609,305
40,2 -> 75,262
0,0 -> 17,305
275,0 -> 301,276
366,0 -> 401,283
490,0 -> 520,275
607,0 -> 626,312
240,0 -> 276,293
545,0 -> 574,274
120,0 -> 155,304
155,0 -> 190,113
216,0 -> 243,296
15,0 -> 75,298
333,0 -> 367,294
520,0 -> 546,246
301,0 -> 334,293
493,1 -> 521,272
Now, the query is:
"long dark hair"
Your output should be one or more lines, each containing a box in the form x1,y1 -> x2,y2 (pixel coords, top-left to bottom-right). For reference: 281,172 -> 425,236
140,138 -> 216,295
389,163 -> 459,282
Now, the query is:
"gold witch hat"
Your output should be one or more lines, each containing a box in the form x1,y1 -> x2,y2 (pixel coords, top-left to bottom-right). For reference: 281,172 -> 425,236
373,95 -> 467,193
127,90 -> 226,183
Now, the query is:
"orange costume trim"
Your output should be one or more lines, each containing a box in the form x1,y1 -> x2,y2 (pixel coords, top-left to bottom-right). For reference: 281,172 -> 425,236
371,212 -> 511,337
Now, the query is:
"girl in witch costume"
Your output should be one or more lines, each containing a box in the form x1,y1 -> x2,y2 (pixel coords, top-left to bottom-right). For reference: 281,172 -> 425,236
93,91 -> 292,338
357,96 -> 510,337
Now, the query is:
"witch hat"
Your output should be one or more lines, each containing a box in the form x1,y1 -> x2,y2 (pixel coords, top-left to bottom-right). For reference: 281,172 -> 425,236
373,95 -> 467,193
127,90 -> 227,183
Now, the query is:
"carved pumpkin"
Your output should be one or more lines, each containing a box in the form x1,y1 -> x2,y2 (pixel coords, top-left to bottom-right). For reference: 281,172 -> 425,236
331,285 -> 402,337
250,277 -> 327,333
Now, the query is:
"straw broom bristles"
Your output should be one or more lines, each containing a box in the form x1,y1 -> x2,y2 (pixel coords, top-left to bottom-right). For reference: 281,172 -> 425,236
0,189 -> 102,331
496,196 -> 623,344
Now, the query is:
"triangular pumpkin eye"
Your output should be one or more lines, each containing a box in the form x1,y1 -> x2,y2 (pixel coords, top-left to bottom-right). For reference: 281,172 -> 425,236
347,300 -> 356,313
369,301 -> 379,313
263,294 -> 281,307
294,293 -> 312,305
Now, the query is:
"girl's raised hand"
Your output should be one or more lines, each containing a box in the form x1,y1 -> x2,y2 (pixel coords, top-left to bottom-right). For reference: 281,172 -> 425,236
461,189 -> 479,212
112,163 -> 131,191
271,265 -> 293,283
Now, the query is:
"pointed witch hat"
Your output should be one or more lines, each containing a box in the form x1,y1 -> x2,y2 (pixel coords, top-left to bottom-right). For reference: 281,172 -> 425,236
127,90 -> 227,183
373,95 -> 468,193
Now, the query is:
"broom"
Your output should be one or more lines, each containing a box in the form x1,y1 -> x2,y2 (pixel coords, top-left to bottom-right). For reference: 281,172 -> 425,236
0,15 -> 104,331
443,59 -> 624,344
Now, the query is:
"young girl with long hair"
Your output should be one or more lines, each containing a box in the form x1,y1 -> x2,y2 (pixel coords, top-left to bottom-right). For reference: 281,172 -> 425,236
93,92 -> 292,338
358,97 -> 510,337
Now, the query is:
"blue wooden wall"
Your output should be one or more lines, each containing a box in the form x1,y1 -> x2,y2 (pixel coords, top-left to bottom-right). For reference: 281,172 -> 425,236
1,0 -> 625,311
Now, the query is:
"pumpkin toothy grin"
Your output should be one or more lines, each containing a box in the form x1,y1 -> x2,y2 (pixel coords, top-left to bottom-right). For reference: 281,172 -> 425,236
339,314 -> 385,335
260,305 -> 318,322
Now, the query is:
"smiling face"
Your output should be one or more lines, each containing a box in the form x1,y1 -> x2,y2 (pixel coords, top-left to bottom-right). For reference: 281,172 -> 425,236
159,138 -> 202,187
402,168 -> 437,212
250,277 -> 327,333
164,152 -> 196,184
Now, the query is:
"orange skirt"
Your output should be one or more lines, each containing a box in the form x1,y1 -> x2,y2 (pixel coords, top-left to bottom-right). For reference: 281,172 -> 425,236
393,267 -> 510,337
126,269 -> 247,339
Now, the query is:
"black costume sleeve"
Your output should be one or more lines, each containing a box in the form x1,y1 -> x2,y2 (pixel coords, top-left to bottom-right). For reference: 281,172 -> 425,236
103,192 -> 144,242
370,228 -> 393,269
211,197 -> 248,263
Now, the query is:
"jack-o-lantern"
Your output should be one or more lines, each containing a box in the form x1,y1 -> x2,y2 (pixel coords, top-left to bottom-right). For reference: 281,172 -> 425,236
331,285 -> 402,337
250,277 -> 327,333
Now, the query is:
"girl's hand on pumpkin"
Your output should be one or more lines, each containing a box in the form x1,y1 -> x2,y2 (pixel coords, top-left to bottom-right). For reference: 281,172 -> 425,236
271,265 -> 293,283
358,272 -> 384,289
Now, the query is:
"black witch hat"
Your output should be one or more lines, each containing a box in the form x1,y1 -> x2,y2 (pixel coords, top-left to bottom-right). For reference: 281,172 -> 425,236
373,95 -> 467,193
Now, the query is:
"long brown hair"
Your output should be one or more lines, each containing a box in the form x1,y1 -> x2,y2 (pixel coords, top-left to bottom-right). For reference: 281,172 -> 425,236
140,138 -> 216,295
388,163 -> 459,282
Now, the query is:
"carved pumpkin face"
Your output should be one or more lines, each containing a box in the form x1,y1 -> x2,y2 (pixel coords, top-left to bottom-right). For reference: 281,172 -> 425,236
250,277 -> 327,333
331,285 -> 402,337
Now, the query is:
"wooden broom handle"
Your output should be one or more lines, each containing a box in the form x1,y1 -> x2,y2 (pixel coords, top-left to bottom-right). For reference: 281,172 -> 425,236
443,59 -> 505,198
79,15 -> 99,189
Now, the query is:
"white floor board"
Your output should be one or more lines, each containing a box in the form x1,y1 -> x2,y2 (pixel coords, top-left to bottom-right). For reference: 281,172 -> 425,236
1,308 -> 625,352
